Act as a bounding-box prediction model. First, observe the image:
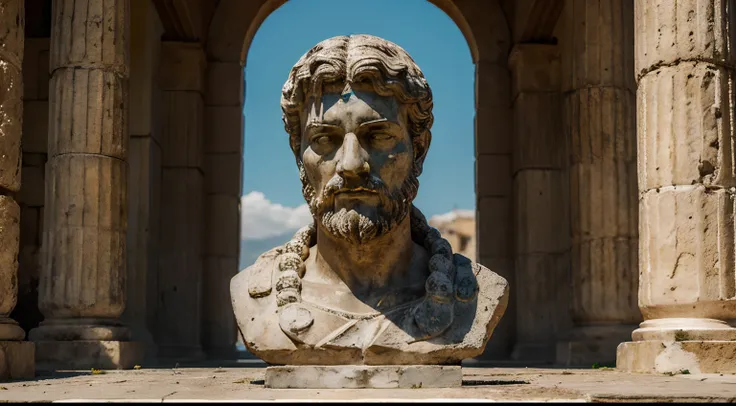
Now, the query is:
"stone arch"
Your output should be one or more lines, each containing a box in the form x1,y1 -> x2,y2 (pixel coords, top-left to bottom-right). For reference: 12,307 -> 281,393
206,0 -> 514,64
202,0 -> 515,357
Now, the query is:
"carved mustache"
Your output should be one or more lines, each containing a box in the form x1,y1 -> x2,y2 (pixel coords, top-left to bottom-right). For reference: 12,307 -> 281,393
320,174 -> 387,201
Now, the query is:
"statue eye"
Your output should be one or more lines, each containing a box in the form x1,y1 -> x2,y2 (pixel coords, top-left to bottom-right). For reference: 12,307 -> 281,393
372,132 -> 392,141
313,135 -> 331,145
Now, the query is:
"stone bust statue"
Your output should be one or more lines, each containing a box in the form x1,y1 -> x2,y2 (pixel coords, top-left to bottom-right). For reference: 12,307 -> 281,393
231,34 -> 509,365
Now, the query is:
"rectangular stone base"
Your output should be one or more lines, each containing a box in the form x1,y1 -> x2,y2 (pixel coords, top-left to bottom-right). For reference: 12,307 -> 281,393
35,341 -> 144,371
0,341 -> 34,379
265,365 -> 462,389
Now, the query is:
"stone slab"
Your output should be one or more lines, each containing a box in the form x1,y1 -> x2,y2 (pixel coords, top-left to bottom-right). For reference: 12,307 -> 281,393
0,341 -> 34,379
617,340 -> 736,374
264,365 -> 462,389
4,365 -> 736,402
34,341 -> 144,371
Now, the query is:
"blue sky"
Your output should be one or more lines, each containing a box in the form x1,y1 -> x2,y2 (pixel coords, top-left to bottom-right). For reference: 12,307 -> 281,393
240,0 -> 475,243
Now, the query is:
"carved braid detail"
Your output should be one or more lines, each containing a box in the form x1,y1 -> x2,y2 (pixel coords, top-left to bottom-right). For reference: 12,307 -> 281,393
275,205 -> 457,339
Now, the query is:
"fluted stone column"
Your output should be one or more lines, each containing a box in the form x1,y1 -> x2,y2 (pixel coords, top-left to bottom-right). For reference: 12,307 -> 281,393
617,0 -> 736,374
508,44 -> 572,363
556,0 -> 641,366
0,0 -> 35,379
154,41 -> 206,361
29,0 -> 142,370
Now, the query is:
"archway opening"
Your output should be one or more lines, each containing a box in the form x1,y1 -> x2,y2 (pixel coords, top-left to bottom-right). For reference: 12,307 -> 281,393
239,0 -> 477,270
237,0 -> 477,354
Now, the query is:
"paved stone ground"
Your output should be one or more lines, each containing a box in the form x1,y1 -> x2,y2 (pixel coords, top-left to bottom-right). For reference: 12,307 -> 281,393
1,360 -> 736,402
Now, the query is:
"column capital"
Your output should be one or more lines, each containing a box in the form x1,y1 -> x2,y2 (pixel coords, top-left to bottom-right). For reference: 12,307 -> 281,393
158,41 -> 207,93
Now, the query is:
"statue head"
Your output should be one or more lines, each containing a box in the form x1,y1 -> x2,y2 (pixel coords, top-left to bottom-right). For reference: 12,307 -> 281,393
281,34 -> 434,243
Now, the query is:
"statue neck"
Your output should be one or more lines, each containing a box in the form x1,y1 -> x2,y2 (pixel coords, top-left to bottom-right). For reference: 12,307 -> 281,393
309,215 -> 418,298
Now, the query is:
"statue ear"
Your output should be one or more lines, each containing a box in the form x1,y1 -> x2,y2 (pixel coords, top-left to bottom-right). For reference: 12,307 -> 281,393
413,131 -> 430,176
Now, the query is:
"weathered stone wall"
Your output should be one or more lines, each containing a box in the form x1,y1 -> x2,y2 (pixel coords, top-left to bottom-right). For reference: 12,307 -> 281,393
202,58 -> 243,357
154,41 -> 207,361
508,44 -> 572,363
124,0 -> 164,361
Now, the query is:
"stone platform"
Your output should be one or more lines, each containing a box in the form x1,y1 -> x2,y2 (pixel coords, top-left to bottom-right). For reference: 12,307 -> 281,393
34,341 -> 144,370
265,365 -> 461,389
1,361 -> 736,402
0,341 -> 34,379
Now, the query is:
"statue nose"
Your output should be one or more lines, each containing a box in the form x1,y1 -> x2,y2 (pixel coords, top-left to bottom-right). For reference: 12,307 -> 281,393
337,133 -> 369,178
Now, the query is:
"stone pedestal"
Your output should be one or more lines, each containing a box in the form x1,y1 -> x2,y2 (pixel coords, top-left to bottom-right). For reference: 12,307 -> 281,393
617,0 -> 736,373
30,0 -> 141,369
264,365 -> 462,389
556,0 -> 640,366
0,0 -> 35,379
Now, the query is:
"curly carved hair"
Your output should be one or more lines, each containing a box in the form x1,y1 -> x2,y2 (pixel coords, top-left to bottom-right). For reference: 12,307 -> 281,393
280,34 -> 434,176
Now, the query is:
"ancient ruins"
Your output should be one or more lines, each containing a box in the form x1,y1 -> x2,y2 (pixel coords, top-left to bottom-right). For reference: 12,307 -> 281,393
0,0 -> 735,390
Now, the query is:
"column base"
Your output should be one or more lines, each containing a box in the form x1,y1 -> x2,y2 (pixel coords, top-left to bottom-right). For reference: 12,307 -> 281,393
0,318 -> 27,341
29,318 -> 131,341
35,341 -> 143,371
556,324 -> 637,366
617,340 -> 736,374
616,318 -> 736,374
0,341 -> 35,379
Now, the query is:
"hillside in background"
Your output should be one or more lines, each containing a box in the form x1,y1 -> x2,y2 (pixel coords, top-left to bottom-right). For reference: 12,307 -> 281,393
238,232 -> 295,270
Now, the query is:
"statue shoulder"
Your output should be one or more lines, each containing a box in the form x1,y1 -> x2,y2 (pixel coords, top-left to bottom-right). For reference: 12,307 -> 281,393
230,245 -> 285,300
453,253 -> 509,302
230,244 -> 300,360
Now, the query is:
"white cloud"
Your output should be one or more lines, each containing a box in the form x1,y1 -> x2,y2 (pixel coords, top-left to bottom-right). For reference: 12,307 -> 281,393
240,191 -> 313,240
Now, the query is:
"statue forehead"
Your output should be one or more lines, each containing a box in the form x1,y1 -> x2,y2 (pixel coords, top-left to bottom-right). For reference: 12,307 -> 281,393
304,87 -> 403,124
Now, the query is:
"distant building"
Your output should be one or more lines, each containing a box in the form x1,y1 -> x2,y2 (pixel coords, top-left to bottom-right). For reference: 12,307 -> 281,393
429,210 -> 476,262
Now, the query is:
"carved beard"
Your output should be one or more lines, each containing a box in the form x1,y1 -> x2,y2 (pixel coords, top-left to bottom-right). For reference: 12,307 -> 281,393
299,164 -> 419,244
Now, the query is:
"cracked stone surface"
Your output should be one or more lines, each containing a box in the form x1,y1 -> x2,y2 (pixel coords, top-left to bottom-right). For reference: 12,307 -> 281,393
1,362 -> 736,402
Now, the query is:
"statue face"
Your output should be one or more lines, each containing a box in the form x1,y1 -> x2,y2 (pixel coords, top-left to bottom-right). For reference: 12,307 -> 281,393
299,82 -> 418,243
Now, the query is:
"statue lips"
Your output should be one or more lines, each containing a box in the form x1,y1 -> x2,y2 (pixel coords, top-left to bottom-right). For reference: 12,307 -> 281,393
334,186 -> 378,196
333,187 -> 381,206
